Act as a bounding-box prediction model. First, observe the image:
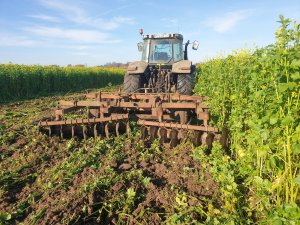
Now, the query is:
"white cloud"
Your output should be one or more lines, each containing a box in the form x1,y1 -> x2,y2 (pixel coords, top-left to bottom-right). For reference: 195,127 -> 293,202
24,26 -> 112,43
37,0 -> 135,30
205,10 -> 252,33
38,0 -> 85,21
0,34 -> 36,47
28,14 -> 60,22
24,26 -> 122,44
92,16 -> 135,30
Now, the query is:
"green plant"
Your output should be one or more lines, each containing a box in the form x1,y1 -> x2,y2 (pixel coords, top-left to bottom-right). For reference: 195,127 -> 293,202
0,65 -> 125,102
195,15 -> 300,224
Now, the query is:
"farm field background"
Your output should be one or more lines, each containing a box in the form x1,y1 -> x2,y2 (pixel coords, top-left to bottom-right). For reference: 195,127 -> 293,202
0,17 -> 299,224
0,66 -> 125,102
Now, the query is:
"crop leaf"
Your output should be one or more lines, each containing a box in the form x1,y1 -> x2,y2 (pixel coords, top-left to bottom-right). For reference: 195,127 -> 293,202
270,116 -> 278,125
291,72 -> 300,80
290,59 -> 300,69
294,174 -> 300,185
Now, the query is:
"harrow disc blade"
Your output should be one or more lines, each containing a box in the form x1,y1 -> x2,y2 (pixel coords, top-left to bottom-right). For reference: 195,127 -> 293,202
141,126 -> 148,140
192,130 -> 202,146
149,126 -> 158,142
205,132 -> 215,150
60,125 -> 64,139
115,122 -> 120,137
169,129 -> 179,148
93,124 -> 98,138
126,122 -> 131,138
105,123 -> 110,138
158,127 -> 168,145
40,122 -> 116,139
71,126 -> 75,138
83,125 -> 88,139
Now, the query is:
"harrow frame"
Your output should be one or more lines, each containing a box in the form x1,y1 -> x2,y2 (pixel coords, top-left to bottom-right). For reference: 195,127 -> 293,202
39,90 -> 219,147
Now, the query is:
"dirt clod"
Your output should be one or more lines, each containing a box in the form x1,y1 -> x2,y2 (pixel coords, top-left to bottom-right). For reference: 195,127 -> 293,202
119,163 -> 132,170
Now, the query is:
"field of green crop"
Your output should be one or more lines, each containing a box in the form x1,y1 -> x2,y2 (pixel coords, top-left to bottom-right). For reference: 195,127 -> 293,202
195,16 -> 300,223
0,65 -> 124,102
0,16 -> 299,224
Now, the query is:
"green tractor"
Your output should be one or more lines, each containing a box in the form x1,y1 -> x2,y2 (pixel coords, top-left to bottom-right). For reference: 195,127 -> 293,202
123,29 -> 199,95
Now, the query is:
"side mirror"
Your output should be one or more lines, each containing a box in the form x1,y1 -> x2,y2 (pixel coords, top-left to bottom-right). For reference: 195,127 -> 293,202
137,42 -> 143,52
192,40 -> 199,50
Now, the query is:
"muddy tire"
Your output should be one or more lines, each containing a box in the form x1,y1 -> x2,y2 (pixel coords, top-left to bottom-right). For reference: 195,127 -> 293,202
123,73 -> 143,94
177,74 -> 194,95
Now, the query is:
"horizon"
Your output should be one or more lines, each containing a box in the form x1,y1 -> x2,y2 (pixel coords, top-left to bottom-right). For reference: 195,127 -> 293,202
0,0 -> 299,66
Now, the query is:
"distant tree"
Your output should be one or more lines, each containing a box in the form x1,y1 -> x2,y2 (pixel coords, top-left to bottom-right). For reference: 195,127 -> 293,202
103,62 -> 129,68
75,64 -> 86,67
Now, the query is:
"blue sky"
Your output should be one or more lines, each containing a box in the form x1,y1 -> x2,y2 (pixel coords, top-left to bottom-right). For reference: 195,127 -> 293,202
0,0 -> 299,66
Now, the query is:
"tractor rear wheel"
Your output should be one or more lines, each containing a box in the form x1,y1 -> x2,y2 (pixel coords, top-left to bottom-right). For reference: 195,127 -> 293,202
177,74 -> 194,95
175,74 -> 194,123
123,73 -> 143,94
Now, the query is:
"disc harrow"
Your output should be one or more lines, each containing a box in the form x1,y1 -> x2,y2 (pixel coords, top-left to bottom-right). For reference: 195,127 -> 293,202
38,90 -> 219,148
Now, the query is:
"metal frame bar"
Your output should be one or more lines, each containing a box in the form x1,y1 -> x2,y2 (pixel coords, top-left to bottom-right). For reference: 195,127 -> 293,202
137,120 -> 218,132
39,114 -> 128,126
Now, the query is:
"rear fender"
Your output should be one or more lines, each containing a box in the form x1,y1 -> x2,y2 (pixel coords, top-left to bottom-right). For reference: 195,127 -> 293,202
172,60 -> 192,74
126,61 -> 148,74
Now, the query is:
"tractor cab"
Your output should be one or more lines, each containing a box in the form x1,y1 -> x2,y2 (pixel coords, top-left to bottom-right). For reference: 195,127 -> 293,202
137,32 -> 199,65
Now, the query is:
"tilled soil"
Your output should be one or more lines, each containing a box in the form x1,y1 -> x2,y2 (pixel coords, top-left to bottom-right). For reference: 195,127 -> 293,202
0,92 -> 220,225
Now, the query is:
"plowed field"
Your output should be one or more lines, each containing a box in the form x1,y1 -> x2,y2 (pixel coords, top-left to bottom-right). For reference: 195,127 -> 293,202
0,88 -> 223,225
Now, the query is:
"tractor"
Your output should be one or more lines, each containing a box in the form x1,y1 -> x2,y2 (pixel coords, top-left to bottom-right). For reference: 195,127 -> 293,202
124,29 -> 199,96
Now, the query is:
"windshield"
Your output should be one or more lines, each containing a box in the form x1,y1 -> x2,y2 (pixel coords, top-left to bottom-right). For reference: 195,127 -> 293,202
141,39 -> 183,64
149,39 -> 172,63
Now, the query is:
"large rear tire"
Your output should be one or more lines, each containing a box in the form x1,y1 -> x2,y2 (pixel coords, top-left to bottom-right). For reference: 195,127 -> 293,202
177,74 -> 194,95
123,73 -> 143,94
175,74 -> 194,124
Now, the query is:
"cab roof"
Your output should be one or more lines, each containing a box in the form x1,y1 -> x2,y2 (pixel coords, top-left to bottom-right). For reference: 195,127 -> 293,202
142,33 -> 183,40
